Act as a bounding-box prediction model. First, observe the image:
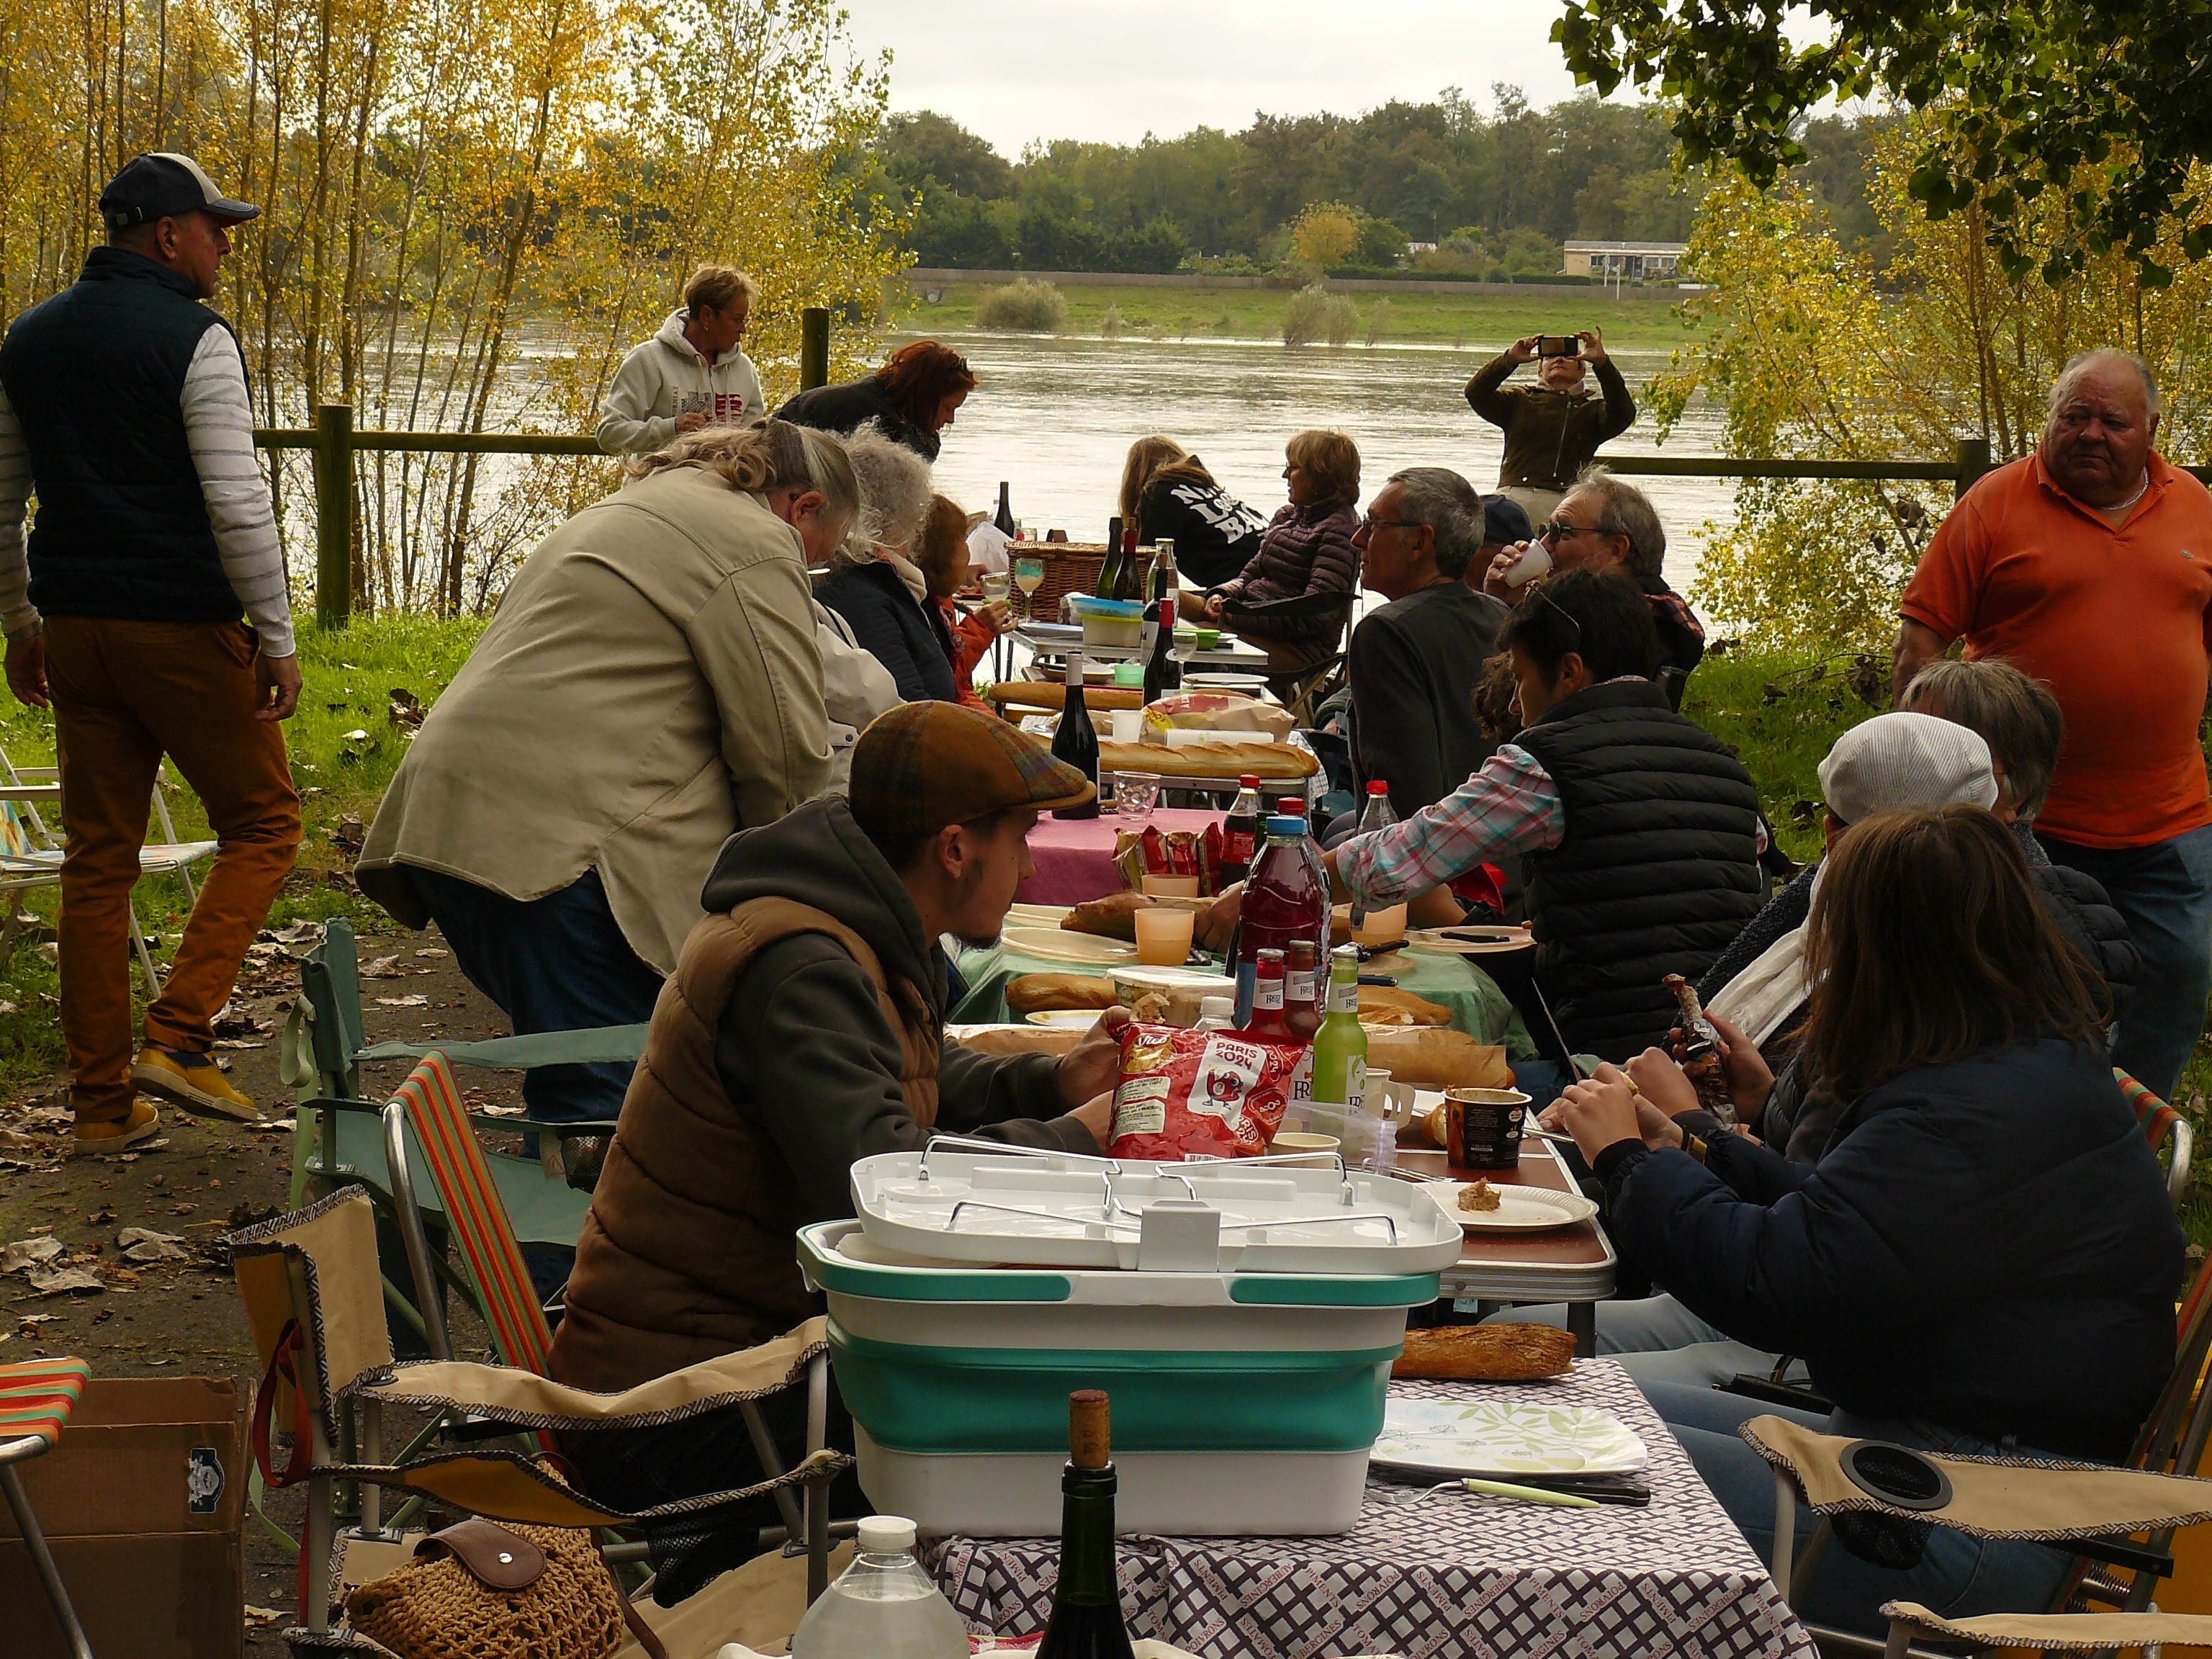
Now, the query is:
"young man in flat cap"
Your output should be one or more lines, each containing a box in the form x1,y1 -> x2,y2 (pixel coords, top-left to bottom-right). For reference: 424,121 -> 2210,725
549,701 -> 1128,1511
0,152 -> 303,1148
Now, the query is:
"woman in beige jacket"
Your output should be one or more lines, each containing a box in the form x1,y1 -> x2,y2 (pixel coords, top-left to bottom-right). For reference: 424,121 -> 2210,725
357,421 -> 849,1125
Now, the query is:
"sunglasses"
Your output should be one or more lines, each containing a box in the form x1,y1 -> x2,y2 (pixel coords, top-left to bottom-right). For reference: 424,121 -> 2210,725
1539,518 -> 1599,542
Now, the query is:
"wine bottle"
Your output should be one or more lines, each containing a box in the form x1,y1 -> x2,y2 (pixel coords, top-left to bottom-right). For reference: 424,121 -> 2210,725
1095,516 -> 1125,600
1037,1392 -> 1136,1659
994,482 -> 1017,537
1051,648 -> 1101,820
1115,525 -> 1144,602
1141,559 -> 1181,703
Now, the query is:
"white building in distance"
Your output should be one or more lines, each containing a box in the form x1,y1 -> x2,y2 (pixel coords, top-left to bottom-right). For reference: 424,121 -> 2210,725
1563,240 -> 1688,280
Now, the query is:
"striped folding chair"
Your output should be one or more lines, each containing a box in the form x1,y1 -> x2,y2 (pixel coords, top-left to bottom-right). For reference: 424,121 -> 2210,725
381,1053 -> 830,1567
0,1356 -> 95,1659
2116,1067 -> 2194,1207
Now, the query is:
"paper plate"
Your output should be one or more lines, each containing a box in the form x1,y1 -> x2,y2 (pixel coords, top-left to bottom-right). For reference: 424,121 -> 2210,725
1109,965 -> 1236,994
1409,926 -> 1537,956
1001,927 -> 1138,965
1431,1182 -> 1599,1233
1185,672 -> 1268,691
1370,1397 -> 1647,1478
1025,1008 -> 1107,1029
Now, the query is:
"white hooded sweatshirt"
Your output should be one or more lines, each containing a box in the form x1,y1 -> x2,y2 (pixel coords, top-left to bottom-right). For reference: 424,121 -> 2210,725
596,310 -> 765,456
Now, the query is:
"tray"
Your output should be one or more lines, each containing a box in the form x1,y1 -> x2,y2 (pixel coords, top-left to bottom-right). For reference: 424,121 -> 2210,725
1370,1395 -> 1647,1478
848,1142 -> 1467,1274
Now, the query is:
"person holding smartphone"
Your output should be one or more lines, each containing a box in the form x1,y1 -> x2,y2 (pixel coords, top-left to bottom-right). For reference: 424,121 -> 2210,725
1465,328 -> 1635,525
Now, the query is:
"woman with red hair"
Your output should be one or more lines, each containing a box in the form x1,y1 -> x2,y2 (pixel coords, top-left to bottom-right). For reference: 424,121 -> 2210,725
775,340 -> 976,462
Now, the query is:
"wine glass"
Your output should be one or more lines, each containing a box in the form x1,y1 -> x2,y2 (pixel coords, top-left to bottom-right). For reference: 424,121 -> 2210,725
1013,557 -> 1046,623
980,569 -> 1012,607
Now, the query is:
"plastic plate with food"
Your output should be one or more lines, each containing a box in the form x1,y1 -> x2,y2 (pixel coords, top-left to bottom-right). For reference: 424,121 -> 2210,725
1432,1180 -> 1599,1232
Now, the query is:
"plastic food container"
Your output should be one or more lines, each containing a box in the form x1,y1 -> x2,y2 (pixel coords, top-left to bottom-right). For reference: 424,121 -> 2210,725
799,1217 -> 1438,1536
1069,595 -> 1146,649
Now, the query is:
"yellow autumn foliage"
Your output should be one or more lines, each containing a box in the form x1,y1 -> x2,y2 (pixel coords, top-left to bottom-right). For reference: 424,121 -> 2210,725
0,0 -> 910,612
1654,117 -> 2212,652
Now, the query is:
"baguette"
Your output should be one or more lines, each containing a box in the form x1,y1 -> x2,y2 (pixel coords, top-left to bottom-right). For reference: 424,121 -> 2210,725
989,680 -> 1144,712
1097,739 -> 1318,781
1364,1028 -> 1512,1091
951,1025 -> 1086,1058
1393,1323 -> 1575,1382
1355,985 -> 1453,1028
1005,973 -> 1121,1015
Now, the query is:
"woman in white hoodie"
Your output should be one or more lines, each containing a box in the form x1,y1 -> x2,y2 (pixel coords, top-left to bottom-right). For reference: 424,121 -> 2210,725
596,265 -> 765,455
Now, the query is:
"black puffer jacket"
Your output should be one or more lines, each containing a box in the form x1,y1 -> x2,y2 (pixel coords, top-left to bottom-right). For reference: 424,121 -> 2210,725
814,561 -> 958,704
1599,1038 -> 2182,1462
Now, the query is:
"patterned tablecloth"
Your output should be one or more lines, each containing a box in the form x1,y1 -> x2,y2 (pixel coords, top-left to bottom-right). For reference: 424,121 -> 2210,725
928,1360 -> 1815,1659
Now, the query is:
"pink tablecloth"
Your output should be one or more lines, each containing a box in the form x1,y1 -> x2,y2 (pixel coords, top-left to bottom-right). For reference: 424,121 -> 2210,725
1016,806 -> 1223,906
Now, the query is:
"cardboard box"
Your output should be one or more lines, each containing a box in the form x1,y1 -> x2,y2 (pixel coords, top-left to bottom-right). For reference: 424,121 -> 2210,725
0,1377 -> 246,1659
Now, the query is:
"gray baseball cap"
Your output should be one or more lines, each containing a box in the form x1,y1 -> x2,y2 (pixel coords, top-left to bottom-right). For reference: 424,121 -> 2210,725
99,153 -> 259,232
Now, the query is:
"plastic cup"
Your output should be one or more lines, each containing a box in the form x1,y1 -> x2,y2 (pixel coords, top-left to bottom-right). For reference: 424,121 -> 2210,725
1140,873 -> 1199,897
1132,904 -> 1197,966
1268,1130 -> 1341,1159
1109,709 -> 1144,743
1504,542 -> 1553,588
1115,773 -> 1161,819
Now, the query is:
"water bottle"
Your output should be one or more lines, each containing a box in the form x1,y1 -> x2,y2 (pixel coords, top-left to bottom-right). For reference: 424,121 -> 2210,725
786,1515 -> 968,1659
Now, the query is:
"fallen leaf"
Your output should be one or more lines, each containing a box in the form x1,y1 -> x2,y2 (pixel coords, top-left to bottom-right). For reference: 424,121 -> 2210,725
212,1039 -> 265,1051
268,920 -> 322,945
117,1228 -> 189,1262
377,994 -> 429,1008
0,1238 -> 63,1272
360,955 -> 405,978
86,1209 -> 115,1225
25,1264 -> 103,1295
0,1129 -> 41,1154
243,1606 -> 283,1624
414,947 -> 449,958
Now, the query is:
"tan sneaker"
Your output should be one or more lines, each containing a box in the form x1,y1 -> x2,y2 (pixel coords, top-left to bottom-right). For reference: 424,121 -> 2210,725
130,1046 -> 263,1123
73,1097 -> 162,1151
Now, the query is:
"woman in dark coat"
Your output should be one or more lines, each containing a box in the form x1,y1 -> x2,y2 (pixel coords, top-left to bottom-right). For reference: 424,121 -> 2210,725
1190,428 -> 1362,667
1549,804 -> 2183,1638
775,341 -> 976,462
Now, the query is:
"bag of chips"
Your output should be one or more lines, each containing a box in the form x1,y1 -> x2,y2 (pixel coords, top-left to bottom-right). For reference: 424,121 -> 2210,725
1107,1022 -> 1310,1161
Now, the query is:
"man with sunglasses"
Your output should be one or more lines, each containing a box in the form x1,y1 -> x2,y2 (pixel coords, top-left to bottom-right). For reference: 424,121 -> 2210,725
1482,467 -> 1706,709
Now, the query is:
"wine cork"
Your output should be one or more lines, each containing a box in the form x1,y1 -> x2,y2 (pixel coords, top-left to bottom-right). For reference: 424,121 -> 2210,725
1069,1389 -> 1111,1470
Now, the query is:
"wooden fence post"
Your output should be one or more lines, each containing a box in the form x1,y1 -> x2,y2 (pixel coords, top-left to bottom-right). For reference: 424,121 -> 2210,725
314,403 -> 354,631
1954,436 -> 1992,496
800,307 -> 830,390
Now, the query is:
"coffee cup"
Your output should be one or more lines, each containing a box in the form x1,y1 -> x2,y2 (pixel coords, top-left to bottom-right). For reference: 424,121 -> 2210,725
1444,1086 -> 1533,1170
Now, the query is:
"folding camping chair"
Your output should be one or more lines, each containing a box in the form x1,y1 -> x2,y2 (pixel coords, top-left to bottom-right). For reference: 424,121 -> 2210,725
228,1189 -> 850,1655
2117,1069 -> 2195,1205
0,747 -> 217,999
1753,1248 -> 2212,1656
0,1357 -> 96,1659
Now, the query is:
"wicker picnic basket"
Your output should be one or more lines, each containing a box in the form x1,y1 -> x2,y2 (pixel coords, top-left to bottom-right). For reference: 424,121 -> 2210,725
1017,541 -> 1108,616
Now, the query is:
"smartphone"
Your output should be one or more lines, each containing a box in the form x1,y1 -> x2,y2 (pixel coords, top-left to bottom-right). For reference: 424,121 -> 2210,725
1537,335 -> 1581,357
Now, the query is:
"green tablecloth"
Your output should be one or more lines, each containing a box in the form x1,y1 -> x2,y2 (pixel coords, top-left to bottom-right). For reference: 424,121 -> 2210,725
950,940 -> 1537,1059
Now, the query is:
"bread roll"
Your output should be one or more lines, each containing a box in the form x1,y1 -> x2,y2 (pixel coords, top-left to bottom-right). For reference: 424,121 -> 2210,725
1064,891 -> 1151,940
1005,974 -> 1120,1014
1393,1323 -> 1575,1382
1364,1028 -> 1512,1091
1098,739 -> 1317,781
989,681 -> 1144,712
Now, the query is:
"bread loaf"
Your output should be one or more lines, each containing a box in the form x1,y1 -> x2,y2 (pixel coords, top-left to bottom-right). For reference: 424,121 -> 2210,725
952,1025 -> 1086,1058
1005,974 -> 1121,1014
1097,739 -> 1317,781
1355,985 -> 1452,1027
989,681 -> 1144,712
1364,1028 -> 1512,1090
1392,1323 -> 1575,1381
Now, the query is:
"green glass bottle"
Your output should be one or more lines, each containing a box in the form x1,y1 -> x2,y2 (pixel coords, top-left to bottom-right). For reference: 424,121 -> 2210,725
1309,944 -> 1369,1117
1037,1390 -> 1135,1659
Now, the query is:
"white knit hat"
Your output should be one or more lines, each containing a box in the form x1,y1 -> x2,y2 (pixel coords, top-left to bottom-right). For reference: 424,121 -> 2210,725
1818,712 -> 2000,826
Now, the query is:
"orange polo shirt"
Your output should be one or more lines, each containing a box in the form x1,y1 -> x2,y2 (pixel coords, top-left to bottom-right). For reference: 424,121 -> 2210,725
1900,451 -> 2212,848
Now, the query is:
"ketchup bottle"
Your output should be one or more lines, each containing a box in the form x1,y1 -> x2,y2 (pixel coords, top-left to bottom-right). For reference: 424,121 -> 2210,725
1284,939 -> 1321,1040
1241,948 -> 1294,1041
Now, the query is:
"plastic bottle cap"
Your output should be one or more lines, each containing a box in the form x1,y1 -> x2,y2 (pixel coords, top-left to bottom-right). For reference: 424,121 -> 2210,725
1368,781 -> 1390,793
1265,814 -> 1305,835
1198,996 -> 1235,1022
857,1516 -> 917,1555
1238,774 -> 1259,787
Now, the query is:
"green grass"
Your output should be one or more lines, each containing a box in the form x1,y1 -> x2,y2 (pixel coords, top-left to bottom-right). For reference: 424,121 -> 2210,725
894,279 -> 1694,353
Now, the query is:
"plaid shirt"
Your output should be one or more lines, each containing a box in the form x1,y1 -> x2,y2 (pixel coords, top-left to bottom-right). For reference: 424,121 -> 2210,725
1339,680 -> 1764,905
1339,742 -> 1565,906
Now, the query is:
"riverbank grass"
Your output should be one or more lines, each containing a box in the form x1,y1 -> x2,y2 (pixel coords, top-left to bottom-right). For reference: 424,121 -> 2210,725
895,278 -> 1694,352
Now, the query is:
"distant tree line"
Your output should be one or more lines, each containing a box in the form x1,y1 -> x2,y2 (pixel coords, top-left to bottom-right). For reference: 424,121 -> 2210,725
860,88 -> 1887,278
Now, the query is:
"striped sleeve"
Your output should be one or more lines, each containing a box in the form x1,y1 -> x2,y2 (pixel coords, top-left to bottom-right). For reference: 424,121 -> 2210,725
181,328 -> 294,656
0,377 -> 34,639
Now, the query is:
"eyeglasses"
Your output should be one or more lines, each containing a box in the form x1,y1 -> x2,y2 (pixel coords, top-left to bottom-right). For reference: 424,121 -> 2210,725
1359,515 -> 1421,536
1531,586 -> 1583,639
1539,518 -> 1599,543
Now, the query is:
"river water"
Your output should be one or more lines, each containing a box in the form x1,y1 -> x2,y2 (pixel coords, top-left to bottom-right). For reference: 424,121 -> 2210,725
902,332 -> 1732,596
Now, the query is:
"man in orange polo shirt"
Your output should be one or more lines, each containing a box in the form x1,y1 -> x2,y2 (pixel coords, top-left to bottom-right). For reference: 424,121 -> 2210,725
1894,349 -> 2212,1098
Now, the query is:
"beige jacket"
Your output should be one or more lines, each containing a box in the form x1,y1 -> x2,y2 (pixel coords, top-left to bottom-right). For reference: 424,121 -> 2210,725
356,464 -> 832,974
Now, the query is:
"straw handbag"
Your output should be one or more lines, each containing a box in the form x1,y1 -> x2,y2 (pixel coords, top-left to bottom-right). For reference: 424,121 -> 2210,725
346,1516 -> 666,1659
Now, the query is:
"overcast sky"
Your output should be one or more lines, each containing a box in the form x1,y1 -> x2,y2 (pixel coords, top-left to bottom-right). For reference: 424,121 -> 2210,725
835,0 -> 1608,157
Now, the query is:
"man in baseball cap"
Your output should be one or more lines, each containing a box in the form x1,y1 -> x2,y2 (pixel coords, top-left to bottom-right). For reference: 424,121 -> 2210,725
0,150 -> 300,1149
545,703 -> 1122,1511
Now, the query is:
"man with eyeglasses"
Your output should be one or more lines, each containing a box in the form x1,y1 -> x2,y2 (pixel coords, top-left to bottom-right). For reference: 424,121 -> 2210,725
1892,348 -> 2212,1101
1343,468 -> 1510,823
1481,466 -> 1707,710
1465,329 -> 1635,524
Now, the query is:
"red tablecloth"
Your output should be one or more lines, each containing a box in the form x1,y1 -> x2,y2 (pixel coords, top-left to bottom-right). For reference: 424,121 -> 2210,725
1015,806 -> 1223,906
